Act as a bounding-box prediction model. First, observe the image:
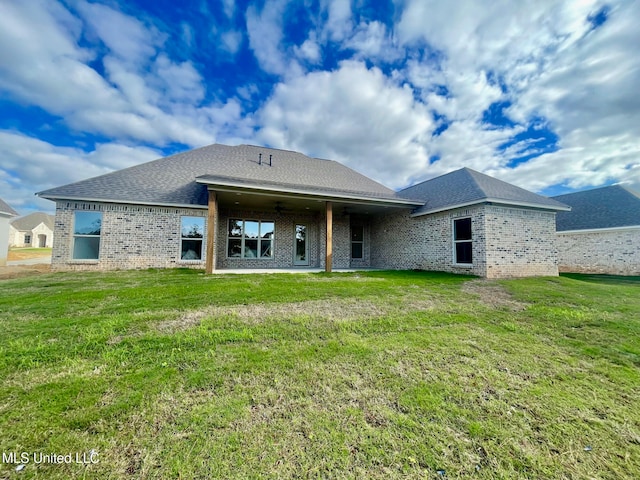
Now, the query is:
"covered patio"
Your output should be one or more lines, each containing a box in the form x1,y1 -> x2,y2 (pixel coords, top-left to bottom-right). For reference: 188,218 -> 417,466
196,177 -> 422,274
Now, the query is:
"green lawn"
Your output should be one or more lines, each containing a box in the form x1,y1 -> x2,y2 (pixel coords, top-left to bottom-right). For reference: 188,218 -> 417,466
0,270 -> 638,479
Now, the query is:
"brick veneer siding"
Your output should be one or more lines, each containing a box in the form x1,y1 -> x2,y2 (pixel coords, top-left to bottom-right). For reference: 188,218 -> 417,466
371,204 -> 559,278
370,205 -> 487,276
51,200 -> 559,276
556,228 -> 640,275
52,201 -> 208,271
216,208 -> 326,269
52,201 -> 356,271
483,205 -> 558,278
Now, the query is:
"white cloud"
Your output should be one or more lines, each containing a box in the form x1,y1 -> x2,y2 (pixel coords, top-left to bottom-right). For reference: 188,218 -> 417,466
390,0 -> 640,193
322,0 -> 352,42
246,0 -> 290,75
220,30 -> 243,55
0,0 -> 254,150
75,0 -> 164,65
181,22 -> 195,48
222,0 -> 235,19
0,131 -> 160,213
258,60 -> 433,188
0,0 -> 126,115
344,21 -> 401,62
294,34 -> 322,64
151,54 -> 205,103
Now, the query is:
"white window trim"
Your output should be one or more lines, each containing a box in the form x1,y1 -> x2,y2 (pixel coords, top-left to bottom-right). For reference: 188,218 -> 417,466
452,217 -> 473,267
179,216 -> 205,263
71,211 -> 102,262
226,218 -> 275,260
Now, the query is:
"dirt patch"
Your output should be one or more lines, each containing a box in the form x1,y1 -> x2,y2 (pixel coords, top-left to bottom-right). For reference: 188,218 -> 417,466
0,264 -> 51,280
7,249 -> 52,261
461,280 -> 528,311
155,295 -> 438,333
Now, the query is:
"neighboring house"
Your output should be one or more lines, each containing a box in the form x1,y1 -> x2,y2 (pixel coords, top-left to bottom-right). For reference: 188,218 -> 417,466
9,212 -> 55,248
0,198 -> 19,266
37,143 -> 569,278
553,185 -> 640,275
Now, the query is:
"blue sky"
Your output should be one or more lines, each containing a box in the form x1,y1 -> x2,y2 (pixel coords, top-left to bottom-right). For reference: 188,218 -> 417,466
1,0 -> 639,214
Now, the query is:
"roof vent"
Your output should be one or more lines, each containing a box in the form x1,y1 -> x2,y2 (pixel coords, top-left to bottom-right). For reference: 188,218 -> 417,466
257,152 -> 273,166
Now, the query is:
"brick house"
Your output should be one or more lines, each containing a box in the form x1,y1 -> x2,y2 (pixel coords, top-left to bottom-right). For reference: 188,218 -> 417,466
37,143 -> 569,278
9,212 -> 55,248
0,198 -> 19,267
553,185 -> 640,275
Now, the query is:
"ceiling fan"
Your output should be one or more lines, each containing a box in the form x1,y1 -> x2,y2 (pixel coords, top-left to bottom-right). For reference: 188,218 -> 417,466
274,201 -> 290,214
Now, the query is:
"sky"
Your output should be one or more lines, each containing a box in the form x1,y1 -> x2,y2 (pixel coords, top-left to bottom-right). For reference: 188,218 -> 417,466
1,0 -> 639,214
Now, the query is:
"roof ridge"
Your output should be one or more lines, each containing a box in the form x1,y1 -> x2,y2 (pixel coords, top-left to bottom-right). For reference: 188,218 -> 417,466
238,144 -> 314,156
552,183 -> 639,199
462,167 -> 486,196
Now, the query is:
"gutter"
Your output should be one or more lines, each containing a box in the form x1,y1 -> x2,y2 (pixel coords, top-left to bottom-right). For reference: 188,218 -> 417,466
35,194 -> 208,210
196,178 -> 424,208
410,198 -> 572,217
557,225 -> 640,234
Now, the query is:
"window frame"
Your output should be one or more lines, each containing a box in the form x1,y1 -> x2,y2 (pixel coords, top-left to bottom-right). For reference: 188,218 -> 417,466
24,234 -> 31,245
72,211 -> 102,261
452,217 -> 473,266
180,216 -> 205,262
351,224 -> 364,259
226,218 -> 275,260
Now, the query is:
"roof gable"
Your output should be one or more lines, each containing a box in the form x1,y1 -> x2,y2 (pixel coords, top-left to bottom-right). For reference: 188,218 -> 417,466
400,168 -> 569,215
553,185 -> 640,231
37,144 -> 404,207
10,212 -> 55,231
0,198 -> 18,217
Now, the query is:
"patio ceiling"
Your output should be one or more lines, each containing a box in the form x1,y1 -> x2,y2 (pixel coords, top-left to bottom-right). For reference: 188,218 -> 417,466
214,188 -> 415,215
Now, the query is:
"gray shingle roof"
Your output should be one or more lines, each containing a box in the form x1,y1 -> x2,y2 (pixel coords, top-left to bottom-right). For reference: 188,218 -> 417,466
10,212 -> 55,231
400,167 -> 569,215
37,144 -> 411,207
553,185 -> 640,231
0,197 -> 18,217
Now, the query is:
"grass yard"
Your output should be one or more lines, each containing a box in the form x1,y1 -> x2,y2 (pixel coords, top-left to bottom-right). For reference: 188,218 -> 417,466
0,269 -> 638,479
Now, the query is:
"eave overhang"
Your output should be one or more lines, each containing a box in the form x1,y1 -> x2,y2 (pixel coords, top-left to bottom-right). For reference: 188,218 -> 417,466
35,194 -> 208,210
196,175 -> 424,209
410,198 -> 572,217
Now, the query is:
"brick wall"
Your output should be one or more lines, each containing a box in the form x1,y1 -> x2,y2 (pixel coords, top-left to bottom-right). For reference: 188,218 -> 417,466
484,205 -> 558,278
52,201 -> 208,271
371,204 -> 559,278
51,201 -> 351,271
216,207 -> 325,269
51,200 -> 560,277
370,205 -> 488,276
556,228 -> 640,275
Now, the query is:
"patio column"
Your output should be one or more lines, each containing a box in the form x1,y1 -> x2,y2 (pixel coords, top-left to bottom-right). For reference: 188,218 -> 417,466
205,190 -> 217,274
325,201 -> 333,272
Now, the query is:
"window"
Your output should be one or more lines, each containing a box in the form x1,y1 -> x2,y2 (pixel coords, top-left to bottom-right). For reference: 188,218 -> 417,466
181,217 -> 204,260
73,211 -> 102,260
453,217 -> 472,264
351,225 -> 364,259
227,219 -> 274,259
24,234 -> 31,245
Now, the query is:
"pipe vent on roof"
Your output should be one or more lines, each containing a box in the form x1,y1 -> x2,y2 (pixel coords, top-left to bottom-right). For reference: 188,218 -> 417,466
258,152 -> 273,166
